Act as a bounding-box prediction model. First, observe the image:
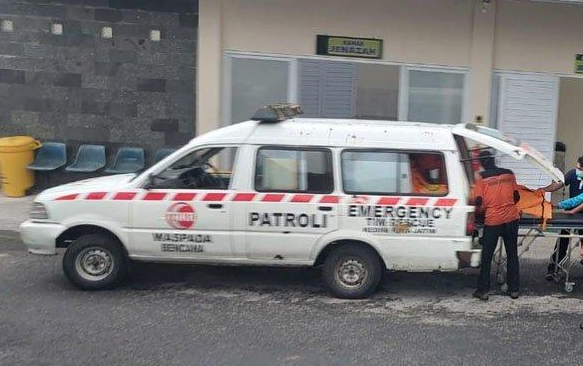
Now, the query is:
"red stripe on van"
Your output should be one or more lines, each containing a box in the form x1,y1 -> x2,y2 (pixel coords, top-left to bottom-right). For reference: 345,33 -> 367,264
377,197 -> 400,205
86,192 -> 107,200
291,194 -> 313,203
173,192 -> 197,201
112,192 -> 137,201
55,193 -> 79,201
405,197 -> 429,206
435,198 -> 457,207
262,194 -> 285,202
143,192 -> 167,201
203,192 -> 227,201
319,195 -> 340,204
233,193 -> 256,202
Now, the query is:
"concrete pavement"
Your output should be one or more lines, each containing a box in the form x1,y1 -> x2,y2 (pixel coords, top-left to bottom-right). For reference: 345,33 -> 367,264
1,228 -> 583,365
1,194 -> 583,365
0,193 -> 33,231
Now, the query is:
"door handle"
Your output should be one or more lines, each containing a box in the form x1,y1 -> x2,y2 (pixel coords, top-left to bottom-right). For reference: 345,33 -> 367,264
207,203 -> 223,209
318,206 -> 333,212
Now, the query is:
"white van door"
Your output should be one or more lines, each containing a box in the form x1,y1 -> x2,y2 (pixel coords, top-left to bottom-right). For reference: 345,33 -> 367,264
340,149 -> 472,271
244,146 -> 339,262
452,123 -> 564,183
127,146 -> 239,260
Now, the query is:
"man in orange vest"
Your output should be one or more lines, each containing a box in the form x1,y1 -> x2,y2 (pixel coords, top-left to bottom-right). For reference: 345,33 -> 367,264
472,151 -> 521,301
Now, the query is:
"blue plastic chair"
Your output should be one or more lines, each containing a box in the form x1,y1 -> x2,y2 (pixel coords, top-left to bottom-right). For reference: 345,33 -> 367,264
105,147 -> 145,174
27,142 -> 67,171
65,145 -> 106,173
154,148 -> 177,163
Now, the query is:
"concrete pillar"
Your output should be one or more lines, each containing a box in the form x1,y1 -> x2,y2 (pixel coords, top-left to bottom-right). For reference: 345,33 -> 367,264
469,0 -> 497,126
196,0 -> 223,135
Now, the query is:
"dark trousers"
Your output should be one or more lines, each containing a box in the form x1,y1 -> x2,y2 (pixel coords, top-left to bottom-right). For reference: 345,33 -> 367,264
548,229 -> 582,272
477,220 -> 519,293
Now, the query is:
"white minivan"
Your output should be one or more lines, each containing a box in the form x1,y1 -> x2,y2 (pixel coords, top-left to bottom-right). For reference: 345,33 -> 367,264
20,104 -> 562,298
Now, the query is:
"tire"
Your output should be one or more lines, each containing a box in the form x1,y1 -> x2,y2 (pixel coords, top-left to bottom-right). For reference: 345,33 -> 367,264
62,234 -> 127,290
322,243 -> 383,299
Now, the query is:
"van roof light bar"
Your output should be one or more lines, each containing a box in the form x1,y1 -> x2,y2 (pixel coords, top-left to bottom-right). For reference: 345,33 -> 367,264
251,103 -> 303,123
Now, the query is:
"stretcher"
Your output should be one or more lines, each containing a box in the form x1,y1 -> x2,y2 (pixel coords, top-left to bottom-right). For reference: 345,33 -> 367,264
484,212 -> 583,293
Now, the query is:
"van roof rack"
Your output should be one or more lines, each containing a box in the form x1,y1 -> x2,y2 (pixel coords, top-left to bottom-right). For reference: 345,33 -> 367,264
251,103 -> 303,123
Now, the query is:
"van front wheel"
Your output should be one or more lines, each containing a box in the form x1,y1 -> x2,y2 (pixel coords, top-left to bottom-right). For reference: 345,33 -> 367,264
63,234 -> 127,290
322,244 -> 382,299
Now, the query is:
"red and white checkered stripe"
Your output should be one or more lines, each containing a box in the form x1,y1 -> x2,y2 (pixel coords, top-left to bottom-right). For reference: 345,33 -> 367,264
53,191 -> 458,206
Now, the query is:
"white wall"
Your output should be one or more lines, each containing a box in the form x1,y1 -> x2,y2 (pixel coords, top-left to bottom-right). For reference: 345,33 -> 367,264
198,0 -> 583,134
494,0 -> 583,74
222,0 -> 475,67
556,78 -> 583,168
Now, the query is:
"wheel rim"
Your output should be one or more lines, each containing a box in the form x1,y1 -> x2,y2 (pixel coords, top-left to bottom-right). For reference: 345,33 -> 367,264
334,258 -> 368,290
75,247 -> 114,282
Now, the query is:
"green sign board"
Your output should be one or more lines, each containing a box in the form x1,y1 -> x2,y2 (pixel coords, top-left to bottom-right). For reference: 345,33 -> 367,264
317,35 -> 383,59
576,54 -> 583,74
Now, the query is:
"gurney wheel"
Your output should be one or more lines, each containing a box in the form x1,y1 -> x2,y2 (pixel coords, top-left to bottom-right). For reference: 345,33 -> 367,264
500,283 -> 508,293
553,274 -> 562,283
496,273 -> 505,285
565,283 -> 574,293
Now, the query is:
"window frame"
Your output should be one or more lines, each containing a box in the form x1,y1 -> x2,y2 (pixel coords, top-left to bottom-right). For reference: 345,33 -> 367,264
254,145 -> 334,194
146,145 -> 240,191
399,66 -> 469,124
222,53 -> 298,127
340,148 -> 449,197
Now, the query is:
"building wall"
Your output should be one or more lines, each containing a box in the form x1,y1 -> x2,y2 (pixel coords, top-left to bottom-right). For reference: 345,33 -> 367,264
556,78 -> 583,168
222,0 -> 474,67
198,0 -> 583,134
494,0 -> 583,74
0,0 -> 197,165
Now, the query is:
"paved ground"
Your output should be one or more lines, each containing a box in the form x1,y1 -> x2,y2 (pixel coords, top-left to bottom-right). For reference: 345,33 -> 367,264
1,223 -> 583,366
0,193 -> 34,231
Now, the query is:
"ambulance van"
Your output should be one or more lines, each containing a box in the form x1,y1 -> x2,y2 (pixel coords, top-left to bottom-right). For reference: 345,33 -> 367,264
20,104 -> 563,298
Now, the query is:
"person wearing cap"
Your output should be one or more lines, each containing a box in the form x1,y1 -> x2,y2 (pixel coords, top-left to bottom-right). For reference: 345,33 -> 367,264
472,150 -> 521,300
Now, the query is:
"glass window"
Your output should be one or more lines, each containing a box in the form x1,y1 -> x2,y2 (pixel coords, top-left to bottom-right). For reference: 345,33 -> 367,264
355,64 -> 400,120
153,147 -> 237,190
342,150 -> 448,196
407,70 -> 464,124
255,148 -> 333,193
230,57 -> 289,125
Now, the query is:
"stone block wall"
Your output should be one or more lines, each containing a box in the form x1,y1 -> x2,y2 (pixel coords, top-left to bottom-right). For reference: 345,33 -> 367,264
0,0 -> 197,169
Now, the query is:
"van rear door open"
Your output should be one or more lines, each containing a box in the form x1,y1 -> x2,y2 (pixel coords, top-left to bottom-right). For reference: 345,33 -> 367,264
452,123 -> 564,183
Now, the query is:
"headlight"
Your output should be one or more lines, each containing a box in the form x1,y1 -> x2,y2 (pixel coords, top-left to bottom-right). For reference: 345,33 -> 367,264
30,202 -> 49,220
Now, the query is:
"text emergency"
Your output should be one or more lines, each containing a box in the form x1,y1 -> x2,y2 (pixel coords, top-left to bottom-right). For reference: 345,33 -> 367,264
348,204 -> 453,235
249,212 -> 328,228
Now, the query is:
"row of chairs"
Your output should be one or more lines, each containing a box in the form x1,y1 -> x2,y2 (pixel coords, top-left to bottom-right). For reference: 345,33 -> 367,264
28,143 -> 177,174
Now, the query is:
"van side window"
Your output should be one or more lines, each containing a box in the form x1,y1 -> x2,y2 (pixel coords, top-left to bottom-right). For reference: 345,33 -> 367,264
255,147 -> 333,193
152,147 -> 238,190
341,150 -> 448,196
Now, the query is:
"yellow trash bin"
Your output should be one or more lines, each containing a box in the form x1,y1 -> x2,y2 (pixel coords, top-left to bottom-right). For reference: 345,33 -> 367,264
0,136 -> 41,197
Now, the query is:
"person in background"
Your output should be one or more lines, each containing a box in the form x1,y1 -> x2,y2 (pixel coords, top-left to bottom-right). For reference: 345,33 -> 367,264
542,156 -> 583,278
472,150 -> 521,301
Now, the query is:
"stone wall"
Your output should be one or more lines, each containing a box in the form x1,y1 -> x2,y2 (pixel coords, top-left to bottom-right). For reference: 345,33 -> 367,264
0,0 -> 197,168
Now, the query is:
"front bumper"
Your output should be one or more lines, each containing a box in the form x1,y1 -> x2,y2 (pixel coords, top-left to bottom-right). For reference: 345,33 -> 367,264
19,220 -> 66,255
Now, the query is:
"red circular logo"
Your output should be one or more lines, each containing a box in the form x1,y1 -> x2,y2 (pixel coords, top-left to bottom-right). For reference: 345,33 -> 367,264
165,202 -> 197,230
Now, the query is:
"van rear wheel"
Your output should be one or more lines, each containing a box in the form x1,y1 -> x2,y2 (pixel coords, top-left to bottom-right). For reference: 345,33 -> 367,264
63,234 -> 127,290
322,244 -> 382,299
